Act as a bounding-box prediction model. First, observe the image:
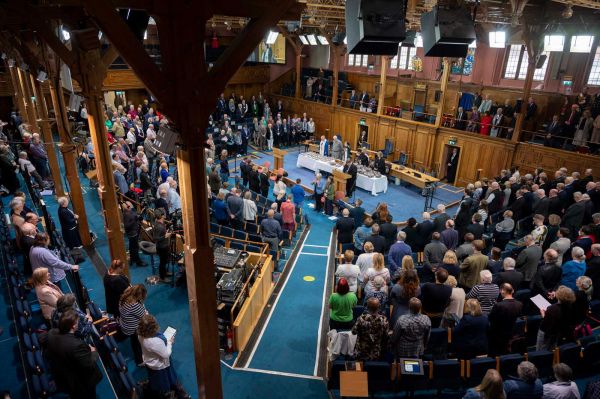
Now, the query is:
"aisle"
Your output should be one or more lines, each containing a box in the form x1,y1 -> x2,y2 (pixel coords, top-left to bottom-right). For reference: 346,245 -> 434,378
244,210 -> 334,377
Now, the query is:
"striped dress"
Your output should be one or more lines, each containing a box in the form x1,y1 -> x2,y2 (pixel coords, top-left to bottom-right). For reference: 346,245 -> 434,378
466,283 -> 499,314
118,301 -> 147,336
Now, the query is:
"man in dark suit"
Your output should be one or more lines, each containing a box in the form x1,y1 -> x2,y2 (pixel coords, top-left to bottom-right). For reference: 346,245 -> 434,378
349,90 -> 358,109
343,159 -> 358,197
259,167 -> 270,198
548,189 -> 563,217
510,189 -> 530,223
532,189 -> 550,219
359,91 -> 369,112
240,157 -> 251,187
416,213 -> 435,252
445,147 -> 459,184
380,215 -> 398,252
335,208 -> 355,245
492,257 -> 524,290
544,115 -> 562,148
586,244 -> 600,299
349,199 -> 366,227
46,310 -> 102,398
364,224 -> 386,254
488,283 -> 523,356
433,205 -> 450,233
454,107 -> 467,130
562,192 -> 586,239
356,148 -> 369,167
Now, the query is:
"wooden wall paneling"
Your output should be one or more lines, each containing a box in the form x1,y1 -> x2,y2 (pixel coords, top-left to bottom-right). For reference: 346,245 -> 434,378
512,143 -> 600,174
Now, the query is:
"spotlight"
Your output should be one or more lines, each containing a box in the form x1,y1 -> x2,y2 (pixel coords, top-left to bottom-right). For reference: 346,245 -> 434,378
299,35 -> 309,45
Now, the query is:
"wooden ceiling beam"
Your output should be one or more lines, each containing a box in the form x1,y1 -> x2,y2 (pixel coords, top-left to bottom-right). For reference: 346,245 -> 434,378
208,0 -> 298,92
82,0 -> 168,105
101,45 -> 120,69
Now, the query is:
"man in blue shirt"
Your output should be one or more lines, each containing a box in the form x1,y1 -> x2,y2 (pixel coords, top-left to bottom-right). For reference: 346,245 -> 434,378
388,231 -> 412,277
261,210 -> 282,252
291,178 -> 306,210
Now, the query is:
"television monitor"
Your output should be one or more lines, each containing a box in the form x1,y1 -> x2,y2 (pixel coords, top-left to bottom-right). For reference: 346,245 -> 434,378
247,33 -> 286,64
399,358 -> 424,375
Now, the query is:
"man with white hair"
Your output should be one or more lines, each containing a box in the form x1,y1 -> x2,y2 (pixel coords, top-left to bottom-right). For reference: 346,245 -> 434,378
532,189 -> 549,218
388,231 -> 412,277
335,208 -> 355,245
433,204 -> 450,232
270,202 -> 283,226
531,249 -> 562,301
415,212 -> 435,251
440,219 -> 458,250
562,192 -> 586,239
515,235 -> 543,284
466,269 -> 499,313
167,179 -> 181,214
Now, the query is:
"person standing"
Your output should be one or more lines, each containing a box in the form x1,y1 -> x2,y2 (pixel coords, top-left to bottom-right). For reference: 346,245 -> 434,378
122,202 -> 145,266
118,284 -> 148,366
391,298 -> 431,359
30,233 -> 79,289
445,147 -> 459,184
328,278 -> 358,330
57,196 -> 83,250
343,159 -> 358,197
152,210 -> 171,283
137,314 -> 191,398
313,173 -> 324,213
488,283 -> 523,356
46,311 -> 102,398
459,240 -> 488,291
352,298 -> 389,360
103,260 -> 130,317
331,135 -> 343,160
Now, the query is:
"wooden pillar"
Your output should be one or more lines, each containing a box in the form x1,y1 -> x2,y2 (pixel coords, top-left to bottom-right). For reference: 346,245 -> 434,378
48,79 -> 92,246
16,68 -> 38,133
29,76 -> 66,197
435,58 -> 451,128
512,59 -> 535,143
377,56 -> 388,115
331,45 -> 340,106
8,65 -> 29,124
295,47 -> 302,99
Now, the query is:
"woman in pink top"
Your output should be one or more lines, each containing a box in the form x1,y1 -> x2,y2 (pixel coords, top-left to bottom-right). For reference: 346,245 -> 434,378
280,195 -> 296,231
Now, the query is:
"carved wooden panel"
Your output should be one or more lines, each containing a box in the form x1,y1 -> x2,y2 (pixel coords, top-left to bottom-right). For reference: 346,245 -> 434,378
513,144 -> 600,175
227,65 -> 270,85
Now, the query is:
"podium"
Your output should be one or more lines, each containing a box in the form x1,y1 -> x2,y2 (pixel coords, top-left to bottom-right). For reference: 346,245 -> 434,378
332,169 -> 351,195
272,147 -> 288,172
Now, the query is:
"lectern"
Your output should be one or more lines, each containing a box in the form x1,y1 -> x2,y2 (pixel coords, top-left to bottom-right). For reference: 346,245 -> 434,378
272,147 -> 288,172
332,169 -> 351,195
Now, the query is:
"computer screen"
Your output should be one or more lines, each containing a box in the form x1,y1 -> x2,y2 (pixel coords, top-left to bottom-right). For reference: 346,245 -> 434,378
400,358 -> 424,375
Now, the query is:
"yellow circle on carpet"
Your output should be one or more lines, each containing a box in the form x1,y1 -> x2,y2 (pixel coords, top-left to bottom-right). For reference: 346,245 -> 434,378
303,276 -> 316,282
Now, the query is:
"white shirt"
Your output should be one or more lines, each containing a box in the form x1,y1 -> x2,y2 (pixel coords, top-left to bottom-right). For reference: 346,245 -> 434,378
335,263 -> 361,292
243,198 -> 258,221
140,336 -> 172,370
273,181 -> 287,200
18,158 -> 36,173
307,121 -> 315,133
356,253 -> 375,280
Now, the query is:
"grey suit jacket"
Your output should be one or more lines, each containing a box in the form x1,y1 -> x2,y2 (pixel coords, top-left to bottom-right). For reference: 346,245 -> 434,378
515,245 -> 543,281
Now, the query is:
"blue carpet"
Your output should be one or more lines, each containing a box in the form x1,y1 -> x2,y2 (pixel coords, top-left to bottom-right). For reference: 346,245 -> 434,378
247,225 -> 332,376
246,148 -> 464,222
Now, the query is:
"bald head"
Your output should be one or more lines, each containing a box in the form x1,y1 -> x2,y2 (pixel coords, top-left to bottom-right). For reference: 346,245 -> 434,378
544,248 -> 559,264
267,209 -> 275,218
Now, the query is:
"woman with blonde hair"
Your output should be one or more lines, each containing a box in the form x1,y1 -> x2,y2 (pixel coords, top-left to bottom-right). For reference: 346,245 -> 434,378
398,255 -> 415,280
32,267 -> 63,323
443,275 -> 466,323
537,285 -> 576,350
363,253 -> 390,296
442,250 -> 460,278
463,369 -> 505,399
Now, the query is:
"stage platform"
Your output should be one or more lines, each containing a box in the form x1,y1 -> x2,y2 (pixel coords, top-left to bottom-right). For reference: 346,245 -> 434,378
239,146 -> 464,223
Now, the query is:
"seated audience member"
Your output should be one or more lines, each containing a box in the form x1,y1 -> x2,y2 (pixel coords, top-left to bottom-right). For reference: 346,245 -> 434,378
46,310 -> 103,398
459,240 -> 488,291
442,250 -> 461,278
503,361 -> 543,399
466,270 -> 499,314
488,283 -> 523,356
365,275 -> 388,306
391,298 -> 431,359
335,208 -> 355,245
463,369 -> 505,399
363,253 -> 390,296
356,242 -> 375,283
364,224 -> 386,254
420,268 -> 452,318
543,363 -> 580,399
328,278 -> 357,330
531,249 -> 562,301
443,276 -> 466,326
30,232 -> 79,288
586,244 -> 600,299
137,314 -> 191,399
452,299 -> 489,359
456,233 -> 475,262
424,232 -> 448,277
103,260 -> 131,317
32,267 -> 63,324
335,250 -> 361,293
550,227 -> 571,265
537,286 -> 576,350
493,257 -> 524,290
560,246 -> 587,291
352,298 -> 389,361
118,284 -> 148,366
388,231 -> 413,278
390,269 -> 420,325
486,247 -> 503,274
51,293 -> 93,339
440,219 -> 459,250
515,235 -> 543,285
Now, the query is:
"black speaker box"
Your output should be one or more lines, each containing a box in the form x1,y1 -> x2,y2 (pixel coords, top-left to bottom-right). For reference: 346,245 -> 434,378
119,9 -> 150,42
420,6 -> 475,58
345,0 -> 406,55
536,54 -> 547,69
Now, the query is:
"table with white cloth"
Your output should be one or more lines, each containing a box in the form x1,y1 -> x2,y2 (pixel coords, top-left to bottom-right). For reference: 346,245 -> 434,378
296,152 -> 388,196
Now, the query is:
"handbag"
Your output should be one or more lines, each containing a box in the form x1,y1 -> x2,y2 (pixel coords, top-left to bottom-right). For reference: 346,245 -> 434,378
574,321 -> 592,338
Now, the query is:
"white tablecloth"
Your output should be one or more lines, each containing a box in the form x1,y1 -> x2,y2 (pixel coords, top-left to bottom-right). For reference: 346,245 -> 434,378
296,153 -> 388,195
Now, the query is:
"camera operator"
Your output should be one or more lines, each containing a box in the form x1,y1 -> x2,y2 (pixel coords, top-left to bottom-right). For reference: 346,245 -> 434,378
152,209 -> 171,283
122,202 -> 146,267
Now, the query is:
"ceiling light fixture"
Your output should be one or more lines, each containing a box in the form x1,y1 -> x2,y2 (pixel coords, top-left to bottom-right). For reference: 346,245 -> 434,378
299,35 -> 309,45
489,31 -> 506,48
317,35 -> 329,45
266,31 -> 279,45
306,34 -> 318,45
